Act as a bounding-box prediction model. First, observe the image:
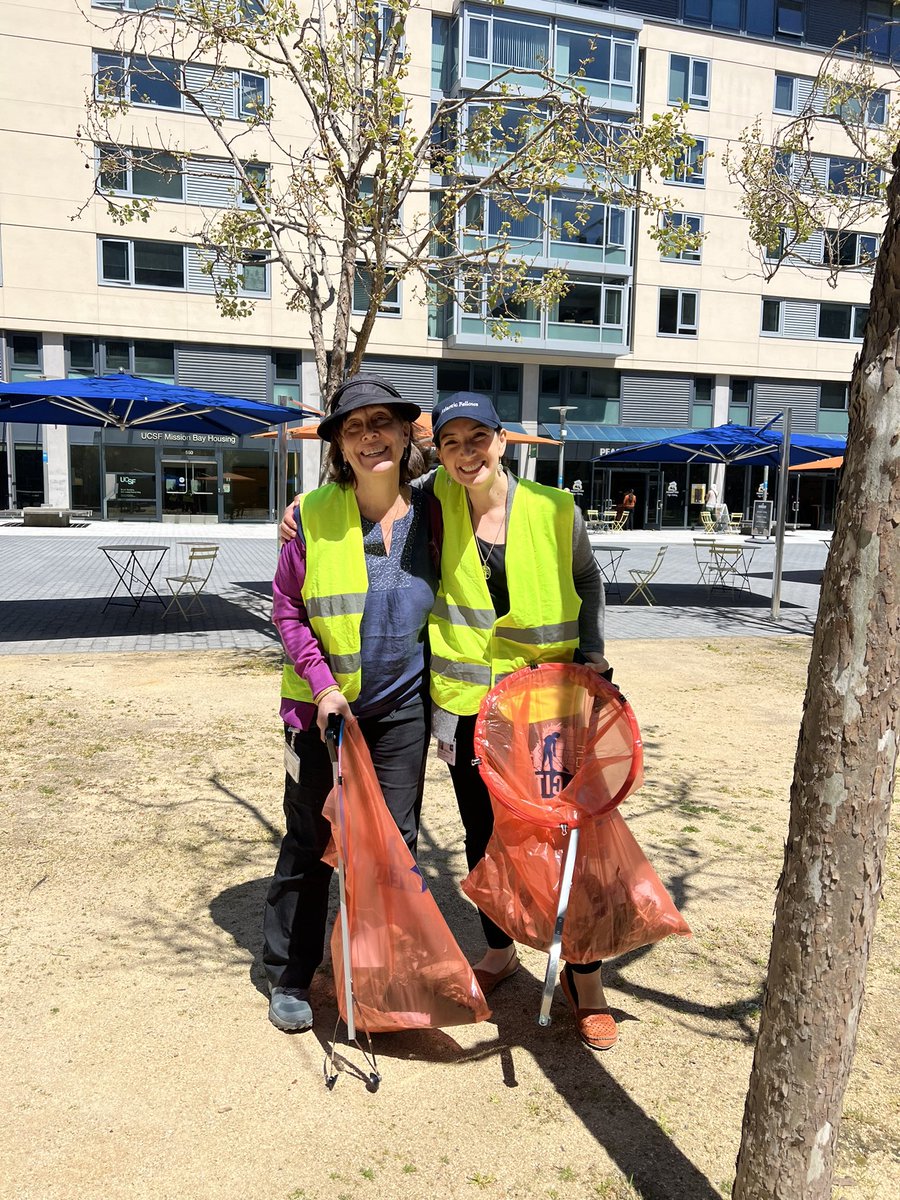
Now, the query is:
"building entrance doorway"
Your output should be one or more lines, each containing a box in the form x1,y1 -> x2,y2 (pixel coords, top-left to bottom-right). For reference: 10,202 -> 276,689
161,459 -> 218,521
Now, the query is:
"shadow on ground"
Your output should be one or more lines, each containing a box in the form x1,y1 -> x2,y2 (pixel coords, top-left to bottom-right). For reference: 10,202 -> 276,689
0,589 -> 279,643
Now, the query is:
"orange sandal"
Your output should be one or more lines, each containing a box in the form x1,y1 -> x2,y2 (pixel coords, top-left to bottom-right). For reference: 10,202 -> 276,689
560,964 -> 617,1051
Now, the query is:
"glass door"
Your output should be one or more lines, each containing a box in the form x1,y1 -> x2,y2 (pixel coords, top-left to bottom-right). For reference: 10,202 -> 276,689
161,459 -> 218,522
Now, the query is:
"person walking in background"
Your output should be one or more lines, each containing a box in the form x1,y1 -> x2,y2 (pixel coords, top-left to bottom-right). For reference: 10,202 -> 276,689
621,488 -> 637,528
265,375 -> 437,1034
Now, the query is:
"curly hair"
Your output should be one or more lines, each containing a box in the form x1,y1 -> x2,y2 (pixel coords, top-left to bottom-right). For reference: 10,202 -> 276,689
322,407 -> 427,485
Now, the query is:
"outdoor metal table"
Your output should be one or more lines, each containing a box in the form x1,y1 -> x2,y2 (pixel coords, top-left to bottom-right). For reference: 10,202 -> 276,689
709,544 -> 756,596
99,544 -> 169,612
593,545 -> 630,601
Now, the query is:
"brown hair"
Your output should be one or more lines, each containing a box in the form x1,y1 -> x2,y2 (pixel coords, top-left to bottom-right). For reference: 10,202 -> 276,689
323,407 -> 426,485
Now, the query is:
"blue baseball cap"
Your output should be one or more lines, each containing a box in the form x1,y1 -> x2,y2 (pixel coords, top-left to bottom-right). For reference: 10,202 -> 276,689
432,391 -> 502,442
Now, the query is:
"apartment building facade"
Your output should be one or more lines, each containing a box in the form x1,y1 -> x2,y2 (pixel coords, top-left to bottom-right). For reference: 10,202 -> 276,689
0,0 -> 884,525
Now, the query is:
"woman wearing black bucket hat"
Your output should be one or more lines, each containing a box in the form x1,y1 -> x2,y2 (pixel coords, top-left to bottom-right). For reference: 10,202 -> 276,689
263,374 -> 438,1034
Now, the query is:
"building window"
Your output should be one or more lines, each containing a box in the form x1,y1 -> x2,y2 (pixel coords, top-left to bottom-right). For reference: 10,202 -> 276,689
99,239 -> 186,289
352,266 -> 401,315
776,1 -> 803,38
820,382 -> 849,411
691,377 -> 713,427
239,72 -> 267,117
761,299 -> 783,333
730,378 -> 753,424
818,303 -> 868,340
94,53 -> 183,109
825,230 -> 879,268
538,365 -> 619,424
661,212 -> 702,262
667,138 -> 706,186
827,156 -> 881,197
8,334 -> 43,381
773,73 -> 798,114
98,146 -> 184,200
668,55 -> 710,109
658,288 -> 698,337
240,253 -> 269,295
67,337 -> 97,377
437,361 -> 522,422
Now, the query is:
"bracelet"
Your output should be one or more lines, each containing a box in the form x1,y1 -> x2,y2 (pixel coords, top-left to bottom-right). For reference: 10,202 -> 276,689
313,684 -> 341,704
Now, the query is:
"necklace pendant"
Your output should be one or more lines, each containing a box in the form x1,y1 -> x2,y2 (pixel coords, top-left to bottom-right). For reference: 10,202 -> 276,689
482,563 -> 491,580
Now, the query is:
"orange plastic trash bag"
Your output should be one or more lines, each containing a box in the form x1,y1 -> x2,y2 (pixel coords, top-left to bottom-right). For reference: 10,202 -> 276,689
462,663 -> 690,963
322,720 -> 491,1033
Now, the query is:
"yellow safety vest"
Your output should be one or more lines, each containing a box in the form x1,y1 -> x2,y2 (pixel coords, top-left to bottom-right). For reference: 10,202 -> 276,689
429,470 -> 581,715
281,484 -> 367,704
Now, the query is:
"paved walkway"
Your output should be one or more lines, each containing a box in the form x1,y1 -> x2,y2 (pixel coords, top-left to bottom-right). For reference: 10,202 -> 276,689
0,522 -> 829,655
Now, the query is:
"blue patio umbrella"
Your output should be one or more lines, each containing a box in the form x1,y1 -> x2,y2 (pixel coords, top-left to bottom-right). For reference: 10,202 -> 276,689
592,422 -> 844,468
0,373 -> 312,435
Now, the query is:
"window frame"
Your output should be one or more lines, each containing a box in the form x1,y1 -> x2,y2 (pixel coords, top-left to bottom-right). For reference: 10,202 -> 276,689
657,287 -> 699,338
238,71 -> 268,117
761,298 -> 784,335
661,211 -> 703,263
668,54 -> 710,110
352,264 -> 402,317
97,145 -> 185,202
666,138 -> 707,187
98,238 -> 187,291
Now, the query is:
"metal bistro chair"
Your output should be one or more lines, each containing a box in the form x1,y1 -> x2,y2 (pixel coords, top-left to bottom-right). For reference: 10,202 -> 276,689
700,509 -> 716,533
728,511 -> 744,534
624,545 -> 668,606
692,537 -> 717,585
585,508 -> 601,531
164,544 -> 219,617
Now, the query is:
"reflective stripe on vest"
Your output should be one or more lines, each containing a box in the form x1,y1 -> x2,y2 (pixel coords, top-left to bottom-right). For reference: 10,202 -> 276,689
281,484 -> 367,704
429,470 -> 580,715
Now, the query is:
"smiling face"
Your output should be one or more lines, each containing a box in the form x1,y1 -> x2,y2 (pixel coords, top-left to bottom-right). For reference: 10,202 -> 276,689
335,404 -> 410,481
436,418 -> 507,491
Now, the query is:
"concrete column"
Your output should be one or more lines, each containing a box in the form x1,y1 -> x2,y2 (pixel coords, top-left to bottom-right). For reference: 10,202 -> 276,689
300,352 -> 323,491
518,361 -> 539,480
41,334 -> 70,507
708,373 -> 730,494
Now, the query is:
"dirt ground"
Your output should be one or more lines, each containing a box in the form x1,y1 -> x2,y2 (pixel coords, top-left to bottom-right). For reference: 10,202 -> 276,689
1,639 -> 897,1200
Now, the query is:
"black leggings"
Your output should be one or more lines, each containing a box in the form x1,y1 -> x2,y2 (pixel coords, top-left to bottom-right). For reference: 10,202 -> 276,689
262,699 -> 427,990
448,713 -> 600,972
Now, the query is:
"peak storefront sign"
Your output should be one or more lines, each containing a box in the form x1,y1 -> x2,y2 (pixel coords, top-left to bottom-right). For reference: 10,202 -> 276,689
139,432 -> 238,446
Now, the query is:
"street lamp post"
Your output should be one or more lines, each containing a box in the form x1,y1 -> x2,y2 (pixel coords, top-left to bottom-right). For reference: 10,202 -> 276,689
550,405 -> 576,490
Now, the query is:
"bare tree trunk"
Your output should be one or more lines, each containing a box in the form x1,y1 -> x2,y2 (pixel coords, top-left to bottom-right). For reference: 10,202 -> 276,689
733,150 -> 900,1199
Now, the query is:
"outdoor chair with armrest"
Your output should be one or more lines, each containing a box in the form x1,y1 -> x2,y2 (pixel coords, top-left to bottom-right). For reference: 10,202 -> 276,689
164,544 -> 219,617
624,545 -> 668,606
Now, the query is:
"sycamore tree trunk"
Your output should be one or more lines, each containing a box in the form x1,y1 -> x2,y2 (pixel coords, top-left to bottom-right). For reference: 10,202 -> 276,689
732,150 -> 900,1198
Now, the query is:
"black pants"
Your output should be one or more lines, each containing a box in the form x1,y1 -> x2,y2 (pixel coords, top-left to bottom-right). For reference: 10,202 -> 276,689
262,699 -> 427,990
448,713 -> 600,972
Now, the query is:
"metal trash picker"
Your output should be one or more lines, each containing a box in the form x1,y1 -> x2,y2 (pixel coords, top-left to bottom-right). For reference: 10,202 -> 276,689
324,713 -> 381,1090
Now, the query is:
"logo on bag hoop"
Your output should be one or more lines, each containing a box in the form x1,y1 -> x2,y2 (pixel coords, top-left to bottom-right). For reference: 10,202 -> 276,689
531,721 -> 576,799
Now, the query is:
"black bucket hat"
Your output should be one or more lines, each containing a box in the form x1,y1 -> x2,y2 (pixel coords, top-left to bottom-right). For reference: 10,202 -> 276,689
317,374 -> 421,442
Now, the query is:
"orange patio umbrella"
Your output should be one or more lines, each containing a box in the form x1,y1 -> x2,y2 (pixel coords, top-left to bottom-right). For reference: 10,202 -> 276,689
253,413 -> 560,446
788,455 -> 844,471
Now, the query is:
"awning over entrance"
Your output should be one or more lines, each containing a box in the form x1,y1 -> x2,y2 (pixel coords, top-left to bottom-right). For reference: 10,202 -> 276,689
540,423 -> 691,443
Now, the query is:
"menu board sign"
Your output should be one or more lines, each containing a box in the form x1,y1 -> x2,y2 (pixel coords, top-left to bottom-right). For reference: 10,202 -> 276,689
751,500 -> 773,537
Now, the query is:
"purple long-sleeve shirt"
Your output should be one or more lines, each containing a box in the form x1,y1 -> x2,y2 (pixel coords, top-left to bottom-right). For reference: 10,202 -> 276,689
273,490 -> 437,729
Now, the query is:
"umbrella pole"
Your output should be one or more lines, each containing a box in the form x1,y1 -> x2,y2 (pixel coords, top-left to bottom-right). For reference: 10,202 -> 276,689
538,824 -> 580,1027
770,407 -> 792,621
325,715 -> 356,1043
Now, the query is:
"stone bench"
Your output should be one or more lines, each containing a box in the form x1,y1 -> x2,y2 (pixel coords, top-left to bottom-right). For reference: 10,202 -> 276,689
23,507 -> 72,528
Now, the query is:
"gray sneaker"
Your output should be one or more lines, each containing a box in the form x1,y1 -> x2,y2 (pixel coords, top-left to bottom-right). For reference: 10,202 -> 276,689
268,986 -> 313,1032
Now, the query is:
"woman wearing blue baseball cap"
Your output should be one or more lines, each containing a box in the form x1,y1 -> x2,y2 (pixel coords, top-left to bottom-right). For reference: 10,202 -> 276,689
427,391 -> 615,1051
264,374 -> 438,1034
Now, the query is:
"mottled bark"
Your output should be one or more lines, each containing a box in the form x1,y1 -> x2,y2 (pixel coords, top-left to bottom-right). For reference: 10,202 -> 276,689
733,148 -> 900,1198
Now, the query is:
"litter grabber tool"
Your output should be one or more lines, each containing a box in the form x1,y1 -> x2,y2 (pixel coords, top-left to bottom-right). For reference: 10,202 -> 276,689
324,713 -> 380,1090
465,662 -> 688,1027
